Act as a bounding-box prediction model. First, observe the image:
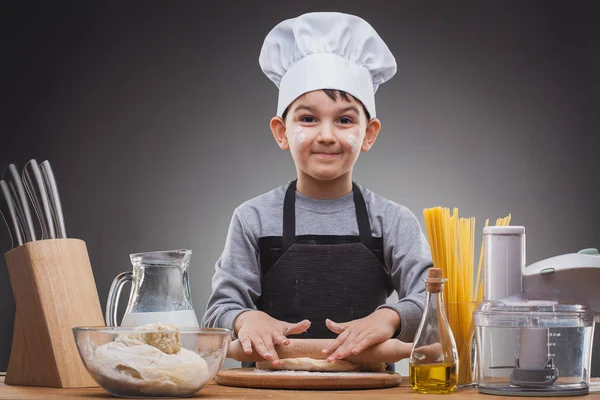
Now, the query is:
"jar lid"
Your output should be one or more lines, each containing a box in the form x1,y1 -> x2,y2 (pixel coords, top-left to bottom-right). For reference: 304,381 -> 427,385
474,292 -> 595,328
483,226 -> 525,235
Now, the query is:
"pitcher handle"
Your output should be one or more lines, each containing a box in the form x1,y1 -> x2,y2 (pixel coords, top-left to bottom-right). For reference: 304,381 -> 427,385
105,271 -> 133,326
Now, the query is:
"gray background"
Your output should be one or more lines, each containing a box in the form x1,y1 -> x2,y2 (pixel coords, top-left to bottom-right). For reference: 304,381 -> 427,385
1,0 -> 599,375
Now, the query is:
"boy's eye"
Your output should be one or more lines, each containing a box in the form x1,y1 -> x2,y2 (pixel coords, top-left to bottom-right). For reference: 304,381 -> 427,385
299,116 -> 317,123
338,117 -> 353,124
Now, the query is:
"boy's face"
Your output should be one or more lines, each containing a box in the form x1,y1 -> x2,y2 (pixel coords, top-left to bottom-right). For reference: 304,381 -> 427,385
270,90 -> 381,183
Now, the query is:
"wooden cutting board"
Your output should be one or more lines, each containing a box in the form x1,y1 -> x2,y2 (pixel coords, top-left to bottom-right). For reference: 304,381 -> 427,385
216,368 -> 402,390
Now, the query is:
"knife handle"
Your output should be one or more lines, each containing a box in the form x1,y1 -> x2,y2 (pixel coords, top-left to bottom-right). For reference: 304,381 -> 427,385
3,164 -> 37,242
40,161 -> 67,238
23,159 -> 56,239
0,180 -> 24,248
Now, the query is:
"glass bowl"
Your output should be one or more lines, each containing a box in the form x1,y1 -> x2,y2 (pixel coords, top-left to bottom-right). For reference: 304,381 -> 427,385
73,326 -> 231,398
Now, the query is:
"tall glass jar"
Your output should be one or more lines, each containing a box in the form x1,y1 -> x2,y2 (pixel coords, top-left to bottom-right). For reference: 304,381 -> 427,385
409,268 -> 459,394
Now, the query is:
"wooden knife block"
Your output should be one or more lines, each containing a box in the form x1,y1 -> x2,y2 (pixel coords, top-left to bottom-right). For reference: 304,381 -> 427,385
4,238 -> 104,388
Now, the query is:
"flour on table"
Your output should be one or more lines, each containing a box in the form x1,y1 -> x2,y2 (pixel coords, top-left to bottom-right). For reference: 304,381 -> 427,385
251,369 -> 384,377
256,357 -> 386,372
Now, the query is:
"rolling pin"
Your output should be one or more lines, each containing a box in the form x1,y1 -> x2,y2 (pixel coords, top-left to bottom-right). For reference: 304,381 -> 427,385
227,338 -> 413,363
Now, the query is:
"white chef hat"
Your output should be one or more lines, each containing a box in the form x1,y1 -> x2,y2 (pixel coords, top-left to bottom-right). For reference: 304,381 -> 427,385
259,12 -> 397,118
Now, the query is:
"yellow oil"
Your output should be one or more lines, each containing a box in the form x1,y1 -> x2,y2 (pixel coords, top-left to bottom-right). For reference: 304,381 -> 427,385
409,362 -> 458,394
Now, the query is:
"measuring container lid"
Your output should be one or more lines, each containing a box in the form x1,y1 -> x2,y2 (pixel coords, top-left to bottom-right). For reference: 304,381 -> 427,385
474,292 -> 595,328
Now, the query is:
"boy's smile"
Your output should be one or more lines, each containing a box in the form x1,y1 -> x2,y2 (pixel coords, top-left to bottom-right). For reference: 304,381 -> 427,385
313,152 -> 340,158
270,90 -> 381,198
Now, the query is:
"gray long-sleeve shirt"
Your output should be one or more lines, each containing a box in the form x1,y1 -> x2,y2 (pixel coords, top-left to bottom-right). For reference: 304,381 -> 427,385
202,181 -> 432,341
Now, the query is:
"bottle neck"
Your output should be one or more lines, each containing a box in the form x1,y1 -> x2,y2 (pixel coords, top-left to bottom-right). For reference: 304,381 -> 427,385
423,277 -> 447,321
427,289 -> 443,304
424,285 -> 446,315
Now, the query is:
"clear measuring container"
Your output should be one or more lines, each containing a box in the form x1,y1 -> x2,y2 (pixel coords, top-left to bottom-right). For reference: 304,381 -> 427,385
105,249 -> 199,328
475,292 -> 595,396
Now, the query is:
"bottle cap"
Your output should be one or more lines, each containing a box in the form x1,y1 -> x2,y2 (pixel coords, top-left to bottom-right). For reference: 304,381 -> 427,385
427,267 -> 444,293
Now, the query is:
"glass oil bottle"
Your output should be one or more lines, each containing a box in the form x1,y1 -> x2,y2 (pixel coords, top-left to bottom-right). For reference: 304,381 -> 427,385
409,267 -> 458,394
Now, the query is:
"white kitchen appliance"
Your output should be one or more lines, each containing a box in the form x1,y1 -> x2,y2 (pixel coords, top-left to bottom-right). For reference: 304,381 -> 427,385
523,248 -> 600,314
475,236 -> 600,397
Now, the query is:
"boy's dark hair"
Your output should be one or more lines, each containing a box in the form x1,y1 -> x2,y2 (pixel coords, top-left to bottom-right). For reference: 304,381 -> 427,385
282,89 -> 371,121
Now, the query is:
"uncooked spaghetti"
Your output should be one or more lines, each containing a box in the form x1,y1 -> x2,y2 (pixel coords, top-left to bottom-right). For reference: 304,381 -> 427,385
423,207 -> 511,384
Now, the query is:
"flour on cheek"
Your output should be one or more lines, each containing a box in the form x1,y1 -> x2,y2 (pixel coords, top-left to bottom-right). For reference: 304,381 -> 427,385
346,134 -> 358,153
293,126 -> 306,152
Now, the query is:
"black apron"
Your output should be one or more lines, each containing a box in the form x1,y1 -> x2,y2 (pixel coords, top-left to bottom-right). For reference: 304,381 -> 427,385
247,180 -> 395,370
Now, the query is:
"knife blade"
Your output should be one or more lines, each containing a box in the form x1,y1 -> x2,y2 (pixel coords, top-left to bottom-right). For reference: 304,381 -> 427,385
2,164 -> 37,242
0,180 -> 24,249
40,160 -> 67,238
22,159 -> 56,239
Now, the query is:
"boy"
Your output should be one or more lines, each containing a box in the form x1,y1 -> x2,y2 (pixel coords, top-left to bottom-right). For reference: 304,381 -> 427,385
202,12 -> 432,367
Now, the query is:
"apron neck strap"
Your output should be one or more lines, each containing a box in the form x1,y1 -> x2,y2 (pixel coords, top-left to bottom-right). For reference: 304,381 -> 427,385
282,180 -> 298,252
352,182 -> 374,250
282,180 -> 373,252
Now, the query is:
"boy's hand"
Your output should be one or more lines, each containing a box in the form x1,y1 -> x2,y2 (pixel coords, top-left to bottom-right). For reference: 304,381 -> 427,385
322,308 -> 400,362
234,310 -> 311,366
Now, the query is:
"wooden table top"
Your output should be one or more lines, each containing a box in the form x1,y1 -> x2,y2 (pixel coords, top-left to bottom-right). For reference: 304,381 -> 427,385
2,376 -> 600,399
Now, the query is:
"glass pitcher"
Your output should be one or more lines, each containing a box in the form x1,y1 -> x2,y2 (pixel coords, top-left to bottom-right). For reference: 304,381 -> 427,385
105,249 -> 199,328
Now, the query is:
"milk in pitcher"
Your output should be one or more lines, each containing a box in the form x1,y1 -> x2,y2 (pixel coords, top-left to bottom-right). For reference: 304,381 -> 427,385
120,310 -> 199,328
